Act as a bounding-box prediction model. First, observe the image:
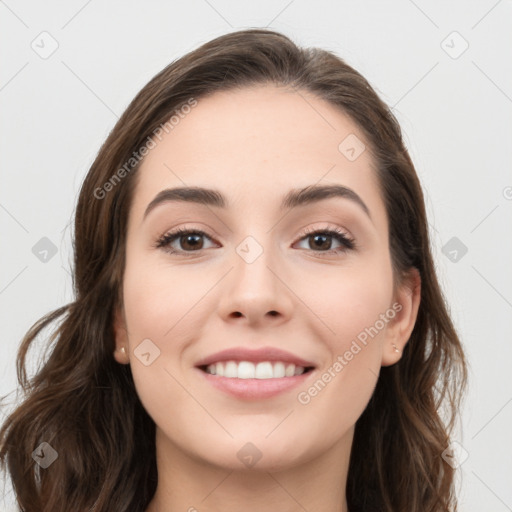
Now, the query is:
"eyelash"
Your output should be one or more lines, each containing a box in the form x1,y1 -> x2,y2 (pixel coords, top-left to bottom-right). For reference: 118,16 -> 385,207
154,225 -> 356,257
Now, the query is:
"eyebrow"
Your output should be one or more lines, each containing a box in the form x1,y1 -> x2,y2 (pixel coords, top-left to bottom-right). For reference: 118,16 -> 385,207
143,184 -> 371,221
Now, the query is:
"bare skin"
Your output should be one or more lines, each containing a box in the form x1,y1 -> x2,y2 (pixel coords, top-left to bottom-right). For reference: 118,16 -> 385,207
113,85 -> 421,512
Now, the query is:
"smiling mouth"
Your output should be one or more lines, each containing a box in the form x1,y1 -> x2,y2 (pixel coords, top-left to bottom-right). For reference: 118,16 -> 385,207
198,361 -> 315,380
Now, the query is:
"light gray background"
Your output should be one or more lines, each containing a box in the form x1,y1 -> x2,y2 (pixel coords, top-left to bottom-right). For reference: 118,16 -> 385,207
1,1 -> 511,511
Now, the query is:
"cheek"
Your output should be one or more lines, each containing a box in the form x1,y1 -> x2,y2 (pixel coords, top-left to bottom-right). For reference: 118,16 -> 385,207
290,262 -> 392,426
295,255 -> 394,344
121,259 -> 207,434
122,255 -> 208,342
120,246 -> 233,385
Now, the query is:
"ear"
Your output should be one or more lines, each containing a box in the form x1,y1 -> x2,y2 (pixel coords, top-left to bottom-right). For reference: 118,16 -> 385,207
381,267 -> 421,367
113,305 -> 130,365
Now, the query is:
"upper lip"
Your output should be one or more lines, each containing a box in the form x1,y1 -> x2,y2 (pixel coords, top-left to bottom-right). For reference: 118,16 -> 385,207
195,347 -> 316,368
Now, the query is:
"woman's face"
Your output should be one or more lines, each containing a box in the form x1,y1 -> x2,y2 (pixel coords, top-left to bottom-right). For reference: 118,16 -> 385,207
114,85 -> 419,471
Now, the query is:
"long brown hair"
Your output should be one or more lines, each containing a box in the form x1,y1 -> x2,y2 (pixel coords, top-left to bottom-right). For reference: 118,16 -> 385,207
0,28 -> 468,511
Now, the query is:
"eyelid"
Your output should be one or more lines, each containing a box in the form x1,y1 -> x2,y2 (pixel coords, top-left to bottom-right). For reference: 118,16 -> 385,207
297,223 -> 353,242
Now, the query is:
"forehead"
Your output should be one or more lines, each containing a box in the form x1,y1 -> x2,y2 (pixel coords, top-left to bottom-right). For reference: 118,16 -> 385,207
130,85 -> 386,228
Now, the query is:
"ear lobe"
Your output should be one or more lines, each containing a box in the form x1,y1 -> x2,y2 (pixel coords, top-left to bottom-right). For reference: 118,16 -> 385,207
381,267 -> 421,367
113,306 -> 130,364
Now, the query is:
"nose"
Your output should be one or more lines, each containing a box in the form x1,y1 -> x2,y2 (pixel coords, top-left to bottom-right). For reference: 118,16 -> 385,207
216,237 -> 294,328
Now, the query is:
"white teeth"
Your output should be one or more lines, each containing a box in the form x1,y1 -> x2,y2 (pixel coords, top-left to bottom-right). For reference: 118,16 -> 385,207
238,361 -> 255,379
224,361 -> 238,378
255,362 -> 273,379
273,362 -> 286,378
204,360 -> 308,379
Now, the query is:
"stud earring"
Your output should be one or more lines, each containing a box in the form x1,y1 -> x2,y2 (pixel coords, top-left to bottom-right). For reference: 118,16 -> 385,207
120,346 -> 126,355
392,343 -> 401,353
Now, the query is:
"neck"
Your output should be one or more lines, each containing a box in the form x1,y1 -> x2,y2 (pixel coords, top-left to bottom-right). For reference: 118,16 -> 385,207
145,426 -> 353,512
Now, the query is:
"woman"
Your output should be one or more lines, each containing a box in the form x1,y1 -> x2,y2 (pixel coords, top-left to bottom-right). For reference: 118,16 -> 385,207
0,28 -> 468,511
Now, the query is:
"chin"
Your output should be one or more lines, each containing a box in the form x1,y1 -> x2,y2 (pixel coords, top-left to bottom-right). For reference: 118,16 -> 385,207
194,434 -> 317,473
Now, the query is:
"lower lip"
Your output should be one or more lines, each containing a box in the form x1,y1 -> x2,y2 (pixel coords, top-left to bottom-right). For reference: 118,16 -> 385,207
196,367 -> 314,399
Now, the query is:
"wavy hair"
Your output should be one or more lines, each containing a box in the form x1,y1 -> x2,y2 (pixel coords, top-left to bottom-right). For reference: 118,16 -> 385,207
0,28 -> 468,511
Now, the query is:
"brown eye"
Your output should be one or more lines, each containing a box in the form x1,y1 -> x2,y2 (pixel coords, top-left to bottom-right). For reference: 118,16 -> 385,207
308,233 -> 333,251
178,233 -> 204,251
155,228 -> 216,254
295,228 -> 355,254
155,226 -> 355,257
